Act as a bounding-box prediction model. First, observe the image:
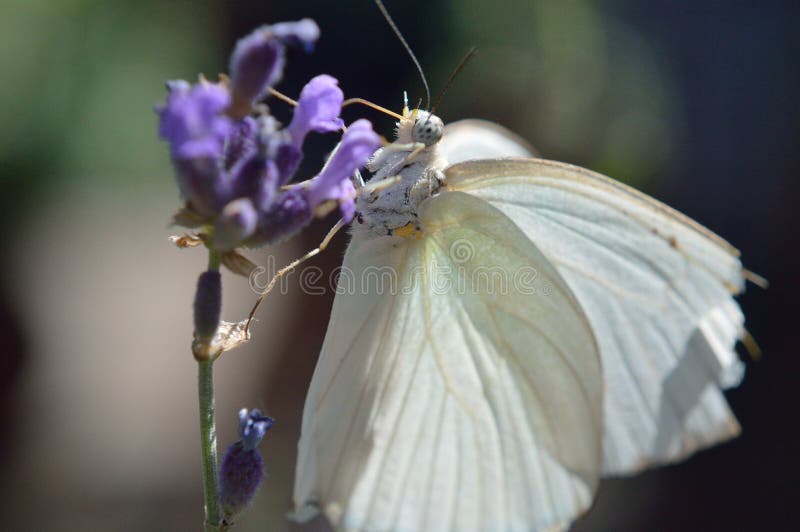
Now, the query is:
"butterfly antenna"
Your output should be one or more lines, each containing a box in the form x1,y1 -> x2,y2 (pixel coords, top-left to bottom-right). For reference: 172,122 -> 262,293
431,47 -> 478,115
375,0 -> 431,110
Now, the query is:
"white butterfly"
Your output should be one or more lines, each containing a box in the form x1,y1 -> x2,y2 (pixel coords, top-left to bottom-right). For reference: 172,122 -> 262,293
291,103 -> 757,531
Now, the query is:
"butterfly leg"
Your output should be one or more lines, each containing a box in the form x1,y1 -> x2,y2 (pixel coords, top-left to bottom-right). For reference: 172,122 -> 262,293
361,175 -> 403,199
409,168 -> 444,205
245,218 -> 347,333
352,168 -> 365,188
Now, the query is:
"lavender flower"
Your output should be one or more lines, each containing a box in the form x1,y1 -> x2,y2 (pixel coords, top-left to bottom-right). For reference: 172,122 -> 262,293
219,409 -> 275,519
156,21 -> 380,258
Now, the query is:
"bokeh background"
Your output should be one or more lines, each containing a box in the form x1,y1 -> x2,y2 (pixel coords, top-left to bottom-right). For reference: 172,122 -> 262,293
0,0 -> 796,530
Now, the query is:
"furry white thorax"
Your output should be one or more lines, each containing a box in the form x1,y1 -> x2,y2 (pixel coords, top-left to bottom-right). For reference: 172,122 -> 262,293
353,110 -> 447,237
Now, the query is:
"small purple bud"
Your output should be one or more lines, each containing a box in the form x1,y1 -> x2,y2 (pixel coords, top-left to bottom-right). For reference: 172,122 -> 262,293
288,75 -> 345,149
219,409 -> 274,518
306,119 -> 380,221
193,270 -> 221,340
219,442 -> 263,516
228,20 -> 320,119
213,198 -> 258,251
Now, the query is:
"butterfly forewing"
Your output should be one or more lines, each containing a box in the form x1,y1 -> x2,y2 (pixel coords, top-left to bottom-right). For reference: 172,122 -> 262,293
446,157 -> 745,475
295,190 -> 603,531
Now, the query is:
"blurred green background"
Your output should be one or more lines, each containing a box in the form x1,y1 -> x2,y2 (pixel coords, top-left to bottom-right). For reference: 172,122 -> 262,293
0,0 -> 795,530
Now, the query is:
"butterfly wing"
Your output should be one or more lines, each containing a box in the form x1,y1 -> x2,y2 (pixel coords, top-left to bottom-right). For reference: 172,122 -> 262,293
294,191 -> 603,531
446,157 -> 746,475
440,119 -> 537,164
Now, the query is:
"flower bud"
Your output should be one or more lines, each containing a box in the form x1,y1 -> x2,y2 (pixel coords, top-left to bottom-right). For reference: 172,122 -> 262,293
219,409 -> 275,519
193,271 -> 221,340
213,198 -> 258,251
228,20 -> 321,119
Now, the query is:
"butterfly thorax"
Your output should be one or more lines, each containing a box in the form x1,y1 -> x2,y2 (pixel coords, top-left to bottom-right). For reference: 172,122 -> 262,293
354,110 -> 447,237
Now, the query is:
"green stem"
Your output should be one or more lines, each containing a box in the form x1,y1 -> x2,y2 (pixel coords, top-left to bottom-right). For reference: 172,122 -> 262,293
199,248 -> 222,531
208,249 -> 222,271
198,359 -> 221,531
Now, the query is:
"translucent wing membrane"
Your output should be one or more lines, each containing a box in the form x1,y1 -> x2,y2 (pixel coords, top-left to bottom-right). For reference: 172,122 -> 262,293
295,192 -> 603,531
446,158 -> 746,475
440,119 -> 537,164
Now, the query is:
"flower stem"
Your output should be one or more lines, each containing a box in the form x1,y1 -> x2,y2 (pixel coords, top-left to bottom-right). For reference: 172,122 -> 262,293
199,359 -> 221,531
199,249 -> 222,531
208,249 -> 222,271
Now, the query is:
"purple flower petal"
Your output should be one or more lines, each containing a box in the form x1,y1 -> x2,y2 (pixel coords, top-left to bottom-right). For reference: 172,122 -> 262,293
224,116 -> 258,171
157,81 -> 233,215
274,143 -> 302,185
251,188 -> 313,246
271,19 -> 320,52
287,75 -> 344,149
213,198 -> 258,251
237,408 -> 275,451
172,157 -> 222,217
228,20 -> 320,118
258,123 -> 301,185
226,155 -> 280,211
305,119 -> 380,221
158,80 -> 232,160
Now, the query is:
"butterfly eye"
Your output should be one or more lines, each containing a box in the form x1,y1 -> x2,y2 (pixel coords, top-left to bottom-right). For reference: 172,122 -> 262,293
412,113 -> 444,146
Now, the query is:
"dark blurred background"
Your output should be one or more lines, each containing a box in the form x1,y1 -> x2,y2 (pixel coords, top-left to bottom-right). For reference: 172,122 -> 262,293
0,0 -> 796,530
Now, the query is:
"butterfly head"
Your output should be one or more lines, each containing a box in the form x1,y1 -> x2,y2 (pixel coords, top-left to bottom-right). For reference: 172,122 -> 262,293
394,106 -> 444,147
411,111 -> 444,146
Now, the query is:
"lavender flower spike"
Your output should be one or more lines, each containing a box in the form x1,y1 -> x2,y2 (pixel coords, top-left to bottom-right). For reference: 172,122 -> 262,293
158,19 -> 381,254
219,409 -> 275,519
228,19 -> 320,118
306,119 -> 381,221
